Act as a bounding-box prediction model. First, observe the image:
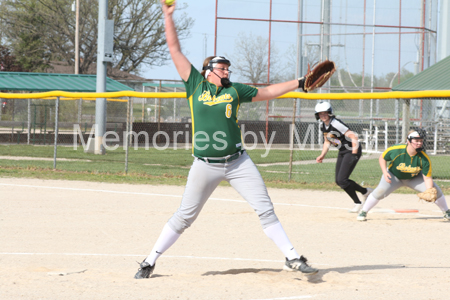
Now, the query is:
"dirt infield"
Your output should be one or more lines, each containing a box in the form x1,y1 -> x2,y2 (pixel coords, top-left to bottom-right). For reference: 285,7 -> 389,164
1,177 -> 449,300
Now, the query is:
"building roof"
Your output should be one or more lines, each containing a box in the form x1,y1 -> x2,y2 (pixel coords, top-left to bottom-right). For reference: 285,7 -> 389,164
393,55 -> 450,91
0,72 -> 134,92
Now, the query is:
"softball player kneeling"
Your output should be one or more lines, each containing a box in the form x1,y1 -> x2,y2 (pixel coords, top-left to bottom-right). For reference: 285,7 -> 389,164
357,130 -> 450,221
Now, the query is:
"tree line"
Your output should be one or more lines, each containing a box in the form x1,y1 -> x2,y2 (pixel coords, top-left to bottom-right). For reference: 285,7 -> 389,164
0,0 -> 193,75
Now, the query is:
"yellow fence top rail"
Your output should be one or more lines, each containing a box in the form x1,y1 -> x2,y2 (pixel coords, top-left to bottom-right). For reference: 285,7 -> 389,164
1,90 -> 450,100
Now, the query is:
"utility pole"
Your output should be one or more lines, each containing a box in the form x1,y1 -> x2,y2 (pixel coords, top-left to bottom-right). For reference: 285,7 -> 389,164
93,0 -> 114,154
203,34 -> 208,59
296,0 -> 305,117
320,0 -> 331,93
74,0 -> 80,74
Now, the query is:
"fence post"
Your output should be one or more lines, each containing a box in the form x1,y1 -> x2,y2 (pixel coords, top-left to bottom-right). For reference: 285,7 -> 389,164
288,99 -> 297,181
384,121 -> 388,150
395,98 -> 400,144
158,81 -> 162,143
142,85 -> 145,122
125,97 -> 130,174
78,98 -> 82,124
11,99 -> 15,142
433,122 -> 438,155
364,130 -> 369,152
401,99 -> 411,141
374,126 -> 379,152
53,97 -> 60,169
154,86 -> 157,121
27,99 -> 31,144
174,87 -> 177,121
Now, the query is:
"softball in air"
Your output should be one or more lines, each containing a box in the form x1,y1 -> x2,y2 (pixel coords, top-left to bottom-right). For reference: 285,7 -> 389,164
165,0 -> 175,6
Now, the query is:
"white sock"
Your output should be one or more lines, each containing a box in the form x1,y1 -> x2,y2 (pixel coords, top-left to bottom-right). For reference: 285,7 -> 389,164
434,195 -> 449,212
145,223 -> 181,266
361,194 -> 380,212
263,222 -> 299,260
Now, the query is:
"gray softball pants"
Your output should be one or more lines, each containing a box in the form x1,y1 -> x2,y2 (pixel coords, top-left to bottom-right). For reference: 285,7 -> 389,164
372,171 -> 444,200
168,152 -> 279,234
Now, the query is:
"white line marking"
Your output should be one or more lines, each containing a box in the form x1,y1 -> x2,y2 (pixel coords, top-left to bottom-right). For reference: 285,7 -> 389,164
0,183 -> 443,216
0,183 -> 182,199
0,182 -> 347,210
0,252 -> 330,266
0,156 -> 91,162
0,252 -> 277,261
250,296 -> 317,300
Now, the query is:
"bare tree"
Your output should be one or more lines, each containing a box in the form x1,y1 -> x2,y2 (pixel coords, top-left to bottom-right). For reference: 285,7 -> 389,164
227,32 -> 281,85
283,42 -> 321,78
0,0 -> 193,74
225,32 -> 283,121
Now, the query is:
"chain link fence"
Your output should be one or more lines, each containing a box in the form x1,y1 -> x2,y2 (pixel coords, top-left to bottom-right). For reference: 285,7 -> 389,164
1,91 -> 450,188
0,97 -> 128,145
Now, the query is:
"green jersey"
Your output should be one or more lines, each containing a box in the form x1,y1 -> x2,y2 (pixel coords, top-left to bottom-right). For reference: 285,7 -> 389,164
183,65 -> 258,158
382,144 -> 432,179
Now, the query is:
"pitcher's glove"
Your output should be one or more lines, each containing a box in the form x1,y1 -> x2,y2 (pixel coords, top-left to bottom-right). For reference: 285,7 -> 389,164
417,187 -> 438,202
298,60 -> 336,92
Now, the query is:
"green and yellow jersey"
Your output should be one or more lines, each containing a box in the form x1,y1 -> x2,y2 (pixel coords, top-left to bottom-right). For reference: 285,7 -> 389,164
183,65 -> 258,158
382,144 -> 432,179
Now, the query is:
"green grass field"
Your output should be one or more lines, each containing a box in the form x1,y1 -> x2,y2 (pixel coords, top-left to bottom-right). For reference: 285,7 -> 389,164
1,144 -> 449,193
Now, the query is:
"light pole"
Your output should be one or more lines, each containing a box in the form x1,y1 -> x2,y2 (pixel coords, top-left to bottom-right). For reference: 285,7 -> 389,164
72,0 -> 80,74
94,0 -> 114,155
75,0 -> 79,74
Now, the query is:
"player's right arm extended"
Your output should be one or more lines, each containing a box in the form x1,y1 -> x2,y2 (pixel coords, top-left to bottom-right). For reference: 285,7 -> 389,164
162,0 -> 191,81
316,140 -> 330,163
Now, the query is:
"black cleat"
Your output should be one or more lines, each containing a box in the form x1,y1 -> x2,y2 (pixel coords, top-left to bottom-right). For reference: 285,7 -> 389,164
283,256 -> 318,275
134,261 -> 155,279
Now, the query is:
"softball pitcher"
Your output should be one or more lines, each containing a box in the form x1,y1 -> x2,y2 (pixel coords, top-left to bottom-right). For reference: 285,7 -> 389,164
134,0 -> 321,279
315,102 -> 373,212
357,130 -> 450,221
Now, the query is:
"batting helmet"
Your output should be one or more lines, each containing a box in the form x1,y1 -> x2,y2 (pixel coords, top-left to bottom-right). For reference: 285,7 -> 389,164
314,102 -> 334,120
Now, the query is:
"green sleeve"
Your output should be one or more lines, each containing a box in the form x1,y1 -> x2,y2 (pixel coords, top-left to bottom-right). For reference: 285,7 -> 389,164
183,65 -> 204,99
421,155 -> 432,177
382,149 -> 393,161
232,82 -> 258,103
